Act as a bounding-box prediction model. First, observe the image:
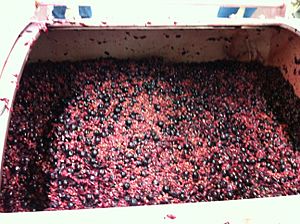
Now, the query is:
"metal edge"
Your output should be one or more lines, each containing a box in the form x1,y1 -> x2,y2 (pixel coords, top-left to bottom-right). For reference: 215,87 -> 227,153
1,195 -> 300,223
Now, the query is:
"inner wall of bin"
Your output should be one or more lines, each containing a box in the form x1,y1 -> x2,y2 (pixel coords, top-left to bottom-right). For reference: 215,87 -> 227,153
28,26 -> 300,97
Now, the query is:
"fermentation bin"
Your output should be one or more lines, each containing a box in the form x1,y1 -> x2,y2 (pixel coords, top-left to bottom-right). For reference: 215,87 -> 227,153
1,1 -> 300,223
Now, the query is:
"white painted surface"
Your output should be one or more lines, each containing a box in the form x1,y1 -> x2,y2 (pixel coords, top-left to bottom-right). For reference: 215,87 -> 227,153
0,195 -> 299,224
0,0 -> 34,75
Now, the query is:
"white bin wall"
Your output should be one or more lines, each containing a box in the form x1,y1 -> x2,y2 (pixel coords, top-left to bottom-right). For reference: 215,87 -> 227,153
268,27 -> 300,97
28,26 -> 300,97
